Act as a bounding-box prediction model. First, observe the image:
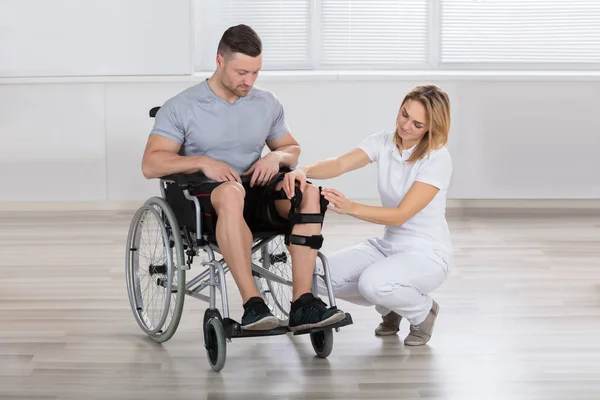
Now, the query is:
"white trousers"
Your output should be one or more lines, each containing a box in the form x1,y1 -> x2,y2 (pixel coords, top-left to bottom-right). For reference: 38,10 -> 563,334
316,237 -> 450,325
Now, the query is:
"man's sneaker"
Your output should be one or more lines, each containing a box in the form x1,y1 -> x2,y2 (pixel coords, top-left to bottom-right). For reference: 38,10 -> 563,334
404,300 -> 439,346
241,297 -> 280,331
288,293 -> 346,332
375,311 -> 402,336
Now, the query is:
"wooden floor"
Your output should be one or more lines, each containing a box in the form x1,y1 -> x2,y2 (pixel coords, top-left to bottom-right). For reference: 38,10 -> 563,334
1,207 -> 600,400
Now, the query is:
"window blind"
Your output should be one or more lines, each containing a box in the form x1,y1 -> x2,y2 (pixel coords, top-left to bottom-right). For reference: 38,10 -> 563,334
198,0 -> 311,70
197,0 -> 600,71
441,0 -> 600,66
320,0 -> 429,68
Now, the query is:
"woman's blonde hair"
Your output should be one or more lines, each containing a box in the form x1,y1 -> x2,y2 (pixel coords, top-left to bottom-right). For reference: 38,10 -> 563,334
394,84 -> 451,163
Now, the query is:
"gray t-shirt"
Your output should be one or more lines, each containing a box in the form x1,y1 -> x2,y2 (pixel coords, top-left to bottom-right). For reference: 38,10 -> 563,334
150,79 -> 290,179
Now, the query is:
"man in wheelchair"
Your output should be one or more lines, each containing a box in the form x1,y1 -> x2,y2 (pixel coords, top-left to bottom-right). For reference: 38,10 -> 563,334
140,24 -> 346,332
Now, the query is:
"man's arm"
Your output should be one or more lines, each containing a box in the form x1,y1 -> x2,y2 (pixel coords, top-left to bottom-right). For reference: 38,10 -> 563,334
142,135 -> 199,179
242,132 -> 300,186
141,135 -> 240,182
142,101 -> 208,179
266,132 -> 301,168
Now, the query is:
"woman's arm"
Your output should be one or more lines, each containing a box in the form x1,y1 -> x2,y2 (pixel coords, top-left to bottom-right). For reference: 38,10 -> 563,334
322,181 -> 440,226
303,148 -> 371,179
282,148 -> 371,198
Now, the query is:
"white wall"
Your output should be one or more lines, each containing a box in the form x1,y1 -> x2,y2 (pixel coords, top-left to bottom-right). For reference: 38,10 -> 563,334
0,0 -> 191,77
1,1 -> 599,204
2,76 -> 600,203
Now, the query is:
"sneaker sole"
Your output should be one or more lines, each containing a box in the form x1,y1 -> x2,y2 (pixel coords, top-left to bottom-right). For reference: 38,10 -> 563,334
242,316 -> 280,331
287,311 -> 346,332
375,329 -> 399,336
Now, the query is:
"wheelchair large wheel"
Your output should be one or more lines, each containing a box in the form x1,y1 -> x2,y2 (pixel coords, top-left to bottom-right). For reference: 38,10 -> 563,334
125,196 -> 186,343
204,317 -> 226,372
253,235 -> 293,321
310,328 -> 334,358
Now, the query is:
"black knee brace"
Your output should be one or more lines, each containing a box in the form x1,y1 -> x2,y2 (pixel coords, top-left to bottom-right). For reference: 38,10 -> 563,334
279,185 -> 329,250
261,173 -> 329,250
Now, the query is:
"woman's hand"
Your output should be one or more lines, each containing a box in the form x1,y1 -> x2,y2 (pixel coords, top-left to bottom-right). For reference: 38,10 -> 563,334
321,188 -> 355,214
282,169 -> 308,199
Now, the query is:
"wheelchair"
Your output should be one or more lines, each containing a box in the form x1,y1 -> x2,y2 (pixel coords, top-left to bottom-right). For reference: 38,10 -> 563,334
125,106 -> 353,372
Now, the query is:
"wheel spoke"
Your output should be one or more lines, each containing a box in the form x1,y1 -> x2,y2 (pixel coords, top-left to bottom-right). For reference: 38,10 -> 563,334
253,236 -> 293,320
125,197 -> 185,342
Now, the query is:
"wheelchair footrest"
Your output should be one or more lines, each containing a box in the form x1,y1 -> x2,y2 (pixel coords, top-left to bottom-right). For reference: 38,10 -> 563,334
221,313 -> 353,339
291,312 -> 353,336
222,318 -> 289,339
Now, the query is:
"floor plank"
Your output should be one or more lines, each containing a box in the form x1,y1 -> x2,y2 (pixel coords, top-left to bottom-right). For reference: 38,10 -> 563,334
1,208 -> 599,400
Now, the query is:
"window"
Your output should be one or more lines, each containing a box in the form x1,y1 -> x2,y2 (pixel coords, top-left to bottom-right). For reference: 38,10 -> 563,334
196,0 -> 312,70
320,0 -> 429,69
195,0 -> 600,71
441,0 -> 600,69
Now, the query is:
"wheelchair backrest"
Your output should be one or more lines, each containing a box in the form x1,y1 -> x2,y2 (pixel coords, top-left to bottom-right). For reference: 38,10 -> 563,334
149,106 -> 161,118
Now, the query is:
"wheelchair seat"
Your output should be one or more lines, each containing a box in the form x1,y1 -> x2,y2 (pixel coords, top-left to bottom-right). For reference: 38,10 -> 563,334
158,171 -> 293,248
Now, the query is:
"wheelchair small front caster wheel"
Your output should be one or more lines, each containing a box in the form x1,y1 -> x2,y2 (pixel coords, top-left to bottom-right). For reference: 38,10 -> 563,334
204,318 -> 226,372
310,328 -> 333,358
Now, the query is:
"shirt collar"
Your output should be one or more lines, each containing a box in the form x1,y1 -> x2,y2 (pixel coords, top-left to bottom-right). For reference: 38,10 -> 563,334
391,141 -> 417,161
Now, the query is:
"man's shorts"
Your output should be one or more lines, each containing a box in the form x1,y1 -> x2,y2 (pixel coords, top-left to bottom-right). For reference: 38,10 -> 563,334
190,172 -> 289,237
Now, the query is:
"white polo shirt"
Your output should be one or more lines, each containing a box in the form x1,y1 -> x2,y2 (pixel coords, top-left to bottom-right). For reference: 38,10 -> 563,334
358,130 -> 453,258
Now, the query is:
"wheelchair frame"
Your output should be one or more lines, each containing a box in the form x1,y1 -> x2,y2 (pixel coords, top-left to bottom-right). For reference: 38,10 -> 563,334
125,108 -> 353,371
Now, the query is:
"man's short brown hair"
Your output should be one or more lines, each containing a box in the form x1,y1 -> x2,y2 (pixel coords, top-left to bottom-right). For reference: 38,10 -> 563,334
217,24 -> 262,58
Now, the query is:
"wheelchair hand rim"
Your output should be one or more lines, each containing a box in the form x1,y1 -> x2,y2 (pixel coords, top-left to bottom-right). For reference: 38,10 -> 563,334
126,204 -> 174,336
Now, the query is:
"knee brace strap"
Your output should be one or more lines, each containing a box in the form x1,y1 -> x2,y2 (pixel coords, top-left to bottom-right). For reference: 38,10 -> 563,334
281,186 -> 329,250
292,213 -> 324,224
288,233 -> 324,249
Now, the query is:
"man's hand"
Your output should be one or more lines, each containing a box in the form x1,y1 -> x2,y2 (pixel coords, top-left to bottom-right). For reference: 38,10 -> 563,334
243,153 -> 280,187
282,169 -> 307,199
202,158 -> 241,183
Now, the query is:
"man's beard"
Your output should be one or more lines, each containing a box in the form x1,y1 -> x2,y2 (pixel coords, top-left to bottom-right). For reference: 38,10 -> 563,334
222,79 -> 248,97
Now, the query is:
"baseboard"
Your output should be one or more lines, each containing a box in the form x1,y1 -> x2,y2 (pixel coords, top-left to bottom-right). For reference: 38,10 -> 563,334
0,201 -> 142,212
448,198 -> 600,209
361,198 -> 600,209
0,198 -> 598,212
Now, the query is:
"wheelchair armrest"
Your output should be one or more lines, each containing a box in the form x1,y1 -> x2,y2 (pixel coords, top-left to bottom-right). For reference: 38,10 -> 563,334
159,173 -> 197,189
159,167 -> 294,189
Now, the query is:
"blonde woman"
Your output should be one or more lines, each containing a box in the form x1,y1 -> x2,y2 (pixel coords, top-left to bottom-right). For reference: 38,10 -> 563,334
282,85 -> 453,345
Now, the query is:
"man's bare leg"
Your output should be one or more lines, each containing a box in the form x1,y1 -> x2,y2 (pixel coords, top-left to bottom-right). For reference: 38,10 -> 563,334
210,182 -> 279,330
210,182 -> 260,303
